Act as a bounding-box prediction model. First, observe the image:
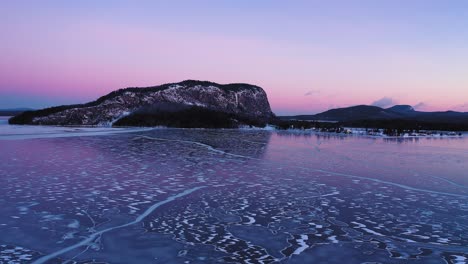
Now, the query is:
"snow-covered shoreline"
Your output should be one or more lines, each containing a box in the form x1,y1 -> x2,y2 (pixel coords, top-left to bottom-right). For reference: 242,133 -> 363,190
273,127 -> 465,139
1,116 -> 465,140
0,117 -> 154,140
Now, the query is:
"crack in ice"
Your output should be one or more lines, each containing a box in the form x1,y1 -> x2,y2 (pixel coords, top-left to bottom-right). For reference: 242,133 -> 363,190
428,175 -> 468,190
134,135 -> 259,160
137,135 -> 467,199
313,169 -> 468,199
32,186 -> 206,264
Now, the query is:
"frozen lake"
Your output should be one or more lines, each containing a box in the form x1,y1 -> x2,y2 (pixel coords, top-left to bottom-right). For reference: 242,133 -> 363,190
0,118 -> 467,263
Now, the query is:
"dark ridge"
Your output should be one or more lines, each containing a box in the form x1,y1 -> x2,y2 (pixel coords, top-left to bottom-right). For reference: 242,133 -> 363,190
314,105 -> 393,121
281,105 -> 392,122
0,108 -> 34,116
280,104 -> 468,125
9,104 -> 83,124
113,105 -> 267,128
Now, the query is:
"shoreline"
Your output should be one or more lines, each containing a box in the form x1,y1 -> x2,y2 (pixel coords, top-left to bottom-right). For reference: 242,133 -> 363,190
1,117 -> 466,140
0,125 -> 154,140
277,129 -> 465,139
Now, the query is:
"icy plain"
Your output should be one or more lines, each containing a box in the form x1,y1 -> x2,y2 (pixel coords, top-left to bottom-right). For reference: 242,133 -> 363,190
0,118 -> 467,263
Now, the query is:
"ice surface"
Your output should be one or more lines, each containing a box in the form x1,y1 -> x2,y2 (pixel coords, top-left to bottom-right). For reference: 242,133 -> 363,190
32,186 -> 205,264
0,126 -> 467,263
0,122 -> 153,140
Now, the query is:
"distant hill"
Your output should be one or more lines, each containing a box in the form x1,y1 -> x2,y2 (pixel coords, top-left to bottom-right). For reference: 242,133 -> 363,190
386,105 -> 415,113
0,108 -> 34,116
280,105 -> 468,124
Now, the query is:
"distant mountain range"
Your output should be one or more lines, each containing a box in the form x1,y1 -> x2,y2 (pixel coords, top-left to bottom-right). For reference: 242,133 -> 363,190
9,80 -> 274,128
280,105 -> 468,124
0,108 -> 34,116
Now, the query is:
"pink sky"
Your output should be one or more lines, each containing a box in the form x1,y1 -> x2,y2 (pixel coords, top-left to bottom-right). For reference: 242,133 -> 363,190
1,1 -> 467,114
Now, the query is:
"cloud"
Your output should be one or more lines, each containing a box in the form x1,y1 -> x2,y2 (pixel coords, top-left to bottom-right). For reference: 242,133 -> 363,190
413,102 -> 427,110
371,97 -> 398,108
304,90 -> 320,96
453,102 -> 468,112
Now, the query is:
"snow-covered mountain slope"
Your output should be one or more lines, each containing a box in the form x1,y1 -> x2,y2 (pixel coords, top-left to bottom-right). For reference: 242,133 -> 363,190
9,80 -> 274,126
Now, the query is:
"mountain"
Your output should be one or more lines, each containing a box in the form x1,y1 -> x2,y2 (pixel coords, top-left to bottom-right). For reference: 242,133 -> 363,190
0,108 -> 34,116
9,80 -> 274,128
313,105 -> 400,121
386,105 -> 415,113
280,105 -> 468,124
281,105 -> 401,122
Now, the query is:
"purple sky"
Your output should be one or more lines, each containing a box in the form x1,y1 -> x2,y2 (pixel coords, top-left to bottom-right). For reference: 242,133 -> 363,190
1,1 -> 468,114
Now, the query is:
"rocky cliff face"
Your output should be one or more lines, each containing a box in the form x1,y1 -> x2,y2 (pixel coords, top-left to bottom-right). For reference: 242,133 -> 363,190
10,80 -> 274,126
